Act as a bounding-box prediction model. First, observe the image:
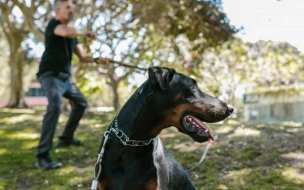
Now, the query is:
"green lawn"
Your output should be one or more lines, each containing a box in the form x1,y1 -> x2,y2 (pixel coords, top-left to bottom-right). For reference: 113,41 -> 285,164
0,108 -> 303,190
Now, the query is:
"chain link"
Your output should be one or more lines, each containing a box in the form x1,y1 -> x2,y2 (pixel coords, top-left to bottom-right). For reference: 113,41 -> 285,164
110,128 -> 153,146
110,116 -> 154,146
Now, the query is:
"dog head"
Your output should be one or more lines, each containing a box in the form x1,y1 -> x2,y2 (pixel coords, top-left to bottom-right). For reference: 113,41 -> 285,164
118,66 -> 233,143
146,66 -> 234,143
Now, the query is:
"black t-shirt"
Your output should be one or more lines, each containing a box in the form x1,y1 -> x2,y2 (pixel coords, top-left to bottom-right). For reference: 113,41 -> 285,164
37,19 -> 78,78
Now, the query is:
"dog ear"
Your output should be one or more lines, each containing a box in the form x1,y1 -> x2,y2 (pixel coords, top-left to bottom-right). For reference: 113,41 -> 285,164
148,66 -> 175,90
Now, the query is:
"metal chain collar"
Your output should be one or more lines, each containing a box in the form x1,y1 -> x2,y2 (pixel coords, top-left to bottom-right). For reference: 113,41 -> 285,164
110,116 -> 154,146
91,115 -> 154,190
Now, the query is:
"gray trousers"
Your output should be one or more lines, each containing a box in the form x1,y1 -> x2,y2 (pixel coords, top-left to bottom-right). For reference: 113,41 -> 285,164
36,73 -> 87,157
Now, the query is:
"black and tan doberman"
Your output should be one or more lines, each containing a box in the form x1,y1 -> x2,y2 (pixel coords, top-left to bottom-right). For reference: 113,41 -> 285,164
95,66 -> 233,190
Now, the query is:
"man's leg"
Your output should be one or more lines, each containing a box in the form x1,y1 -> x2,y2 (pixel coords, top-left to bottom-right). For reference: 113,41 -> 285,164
58,82 -> 87,144
35,76 -> 66,169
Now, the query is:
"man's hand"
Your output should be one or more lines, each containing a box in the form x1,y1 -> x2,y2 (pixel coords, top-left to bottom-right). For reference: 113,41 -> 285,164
94,57 -> 109,65
85,31 -> 97,39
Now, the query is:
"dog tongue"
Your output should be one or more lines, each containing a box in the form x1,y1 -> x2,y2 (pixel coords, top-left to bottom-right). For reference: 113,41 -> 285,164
190,116 -> 215,142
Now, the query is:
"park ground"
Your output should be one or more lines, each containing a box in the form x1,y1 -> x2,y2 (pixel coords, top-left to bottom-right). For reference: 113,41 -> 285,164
0,107 -> 303,190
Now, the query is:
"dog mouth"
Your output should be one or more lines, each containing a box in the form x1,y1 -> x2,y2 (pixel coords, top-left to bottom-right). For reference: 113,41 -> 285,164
182,115 -> 215,143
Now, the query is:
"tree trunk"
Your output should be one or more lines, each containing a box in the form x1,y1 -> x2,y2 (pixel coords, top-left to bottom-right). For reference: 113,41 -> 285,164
6,39 -> 27,108
112,81 -> 120,111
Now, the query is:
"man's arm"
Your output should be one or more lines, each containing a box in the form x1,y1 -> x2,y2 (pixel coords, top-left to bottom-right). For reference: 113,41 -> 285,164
54,24 -> 96,39
74,44 -> 108,65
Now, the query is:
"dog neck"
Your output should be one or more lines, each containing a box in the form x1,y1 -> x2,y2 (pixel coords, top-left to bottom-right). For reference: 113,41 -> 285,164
115,80 -> 159,141
108,116 -> 154,146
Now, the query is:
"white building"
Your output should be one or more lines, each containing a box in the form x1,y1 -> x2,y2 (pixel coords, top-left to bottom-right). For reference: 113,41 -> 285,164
243,84 -> 304,122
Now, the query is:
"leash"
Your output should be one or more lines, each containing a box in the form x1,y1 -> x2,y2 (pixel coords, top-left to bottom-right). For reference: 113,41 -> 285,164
185,135 -> 217,173
91,131 -> 110,190
185,142 -> 212,173
109,60 -> 148,71
93,38 -> 148,71
91,116 -> 154,190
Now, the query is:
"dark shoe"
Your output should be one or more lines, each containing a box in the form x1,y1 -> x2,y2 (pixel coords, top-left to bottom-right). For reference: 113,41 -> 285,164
35,156 -> 62,170
56,138 -> 84,147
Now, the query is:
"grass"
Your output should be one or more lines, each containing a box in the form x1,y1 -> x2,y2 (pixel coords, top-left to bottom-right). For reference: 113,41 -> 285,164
0,108 -> 303,190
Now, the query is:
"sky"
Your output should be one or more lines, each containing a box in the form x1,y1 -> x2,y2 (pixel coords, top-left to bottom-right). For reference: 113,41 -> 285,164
222,0 -> 304,52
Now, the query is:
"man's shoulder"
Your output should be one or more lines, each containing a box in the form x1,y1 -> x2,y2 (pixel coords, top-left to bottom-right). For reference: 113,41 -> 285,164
45,19 -> 62,35
47,19 -> 61,27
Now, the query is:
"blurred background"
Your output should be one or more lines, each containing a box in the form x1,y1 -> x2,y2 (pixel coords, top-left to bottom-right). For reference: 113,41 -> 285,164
1,0 -> 303,123
0,0 -> 304,189
1,0 -> 304,124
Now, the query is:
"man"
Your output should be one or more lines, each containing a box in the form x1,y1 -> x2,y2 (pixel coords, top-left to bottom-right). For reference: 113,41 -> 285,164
35,0 -> 108,170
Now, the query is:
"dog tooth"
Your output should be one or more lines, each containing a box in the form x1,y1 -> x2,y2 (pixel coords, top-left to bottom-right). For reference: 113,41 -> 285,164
205,129 -> 208,133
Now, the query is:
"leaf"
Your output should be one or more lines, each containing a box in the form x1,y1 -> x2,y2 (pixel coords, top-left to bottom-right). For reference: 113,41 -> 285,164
218,184 -> 228,190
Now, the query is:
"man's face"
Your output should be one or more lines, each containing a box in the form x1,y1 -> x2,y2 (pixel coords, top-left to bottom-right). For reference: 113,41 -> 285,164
56,1 -> 74,22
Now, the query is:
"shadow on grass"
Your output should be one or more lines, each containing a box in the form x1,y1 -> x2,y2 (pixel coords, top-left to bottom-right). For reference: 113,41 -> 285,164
0,108 -> 115,190
0,108 -> 303,190
160,123 -> 304,190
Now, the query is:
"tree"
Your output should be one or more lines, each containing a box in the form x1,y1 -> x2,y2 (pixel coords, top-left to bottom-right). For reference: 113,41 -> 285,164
74,1 -> 185,110
130,0 -> 238,53
196,38 -> 304,108
0,0 -> 239,110
247,40 -> 304,87
0,26 -> 10,103
75,0 -> 238,110
0,0 -> 102,108
0,0 -> 50,108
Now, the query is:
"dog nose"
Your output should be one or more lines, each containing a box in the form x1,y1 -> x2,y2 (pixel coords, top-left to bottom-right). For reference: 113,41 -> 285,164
227,104 -> 234,114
